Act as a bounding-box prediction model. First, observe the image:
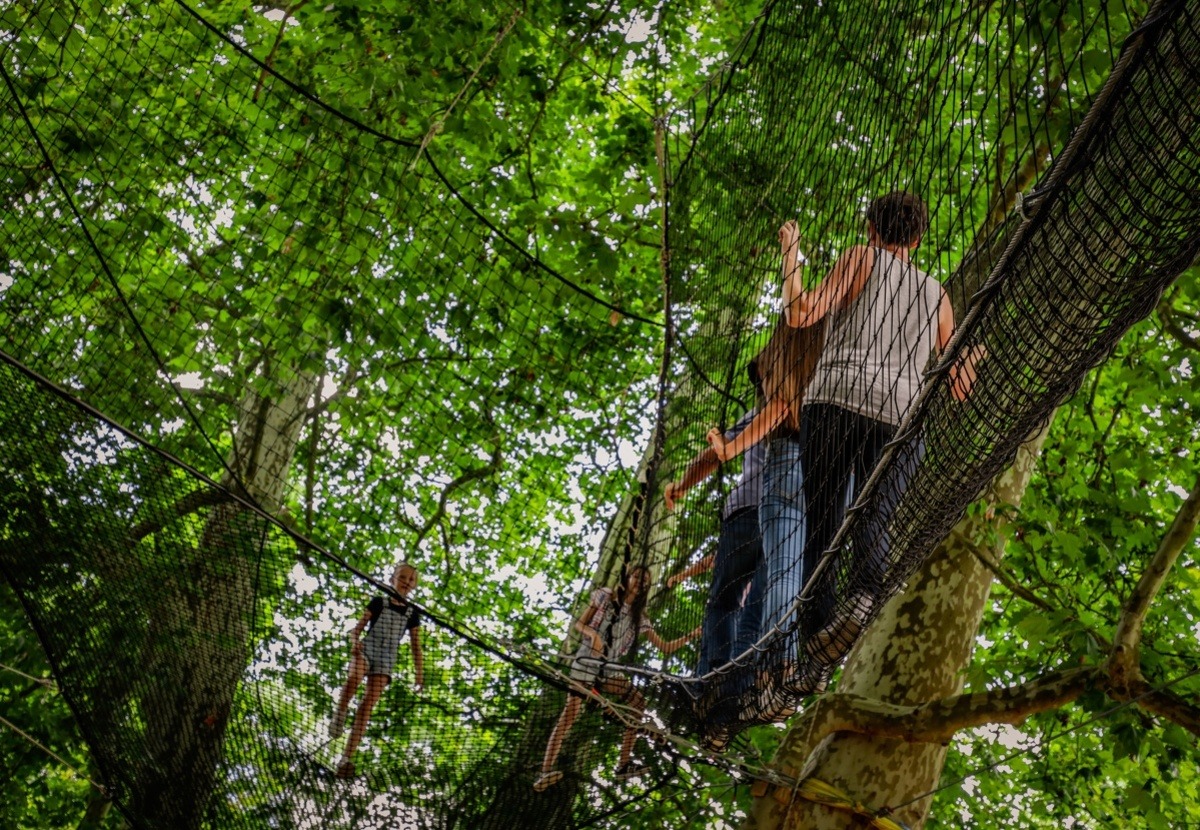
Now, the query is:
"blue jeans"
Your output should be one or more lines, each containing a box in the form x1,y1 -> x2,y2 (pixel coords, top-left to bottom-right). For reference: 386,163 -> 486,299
758,435 -> 807,638
697,508 -> 763,675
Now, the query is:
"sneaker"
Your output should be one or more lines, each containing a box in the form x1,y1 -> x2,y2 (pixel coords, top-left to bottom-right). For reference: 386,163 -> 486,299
329,709 -> 347,739
334,760 -> 355,780
807,592 -> 874,665
700,727 -> 730,753
614,760 -> 649,781
532,770 -> 563,791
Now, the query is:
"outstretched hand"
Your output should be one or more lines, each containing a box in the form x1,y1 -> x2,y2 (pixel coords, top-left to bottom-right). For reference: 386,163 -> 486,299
706,427 -> 732,462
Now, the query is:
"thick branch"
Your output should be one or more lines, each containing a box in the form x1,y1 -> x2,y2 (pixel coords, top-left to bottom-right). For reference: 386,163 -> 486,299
1131,681 -> 1200,737
783,666 -> 1099,760
129,488 -> 234,542
1109,474 -> 1200,692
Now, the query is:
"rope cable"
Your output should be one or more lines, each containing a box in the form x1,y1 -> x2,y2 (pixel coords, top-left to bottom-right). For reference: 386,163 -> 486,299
0,712 -> 108,795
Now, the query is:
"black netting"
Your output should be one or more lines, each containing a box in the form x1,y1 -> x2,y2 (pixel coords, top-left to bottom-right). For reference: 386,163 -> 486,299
2,0 -> 1199,828
658,0 -> 1200,747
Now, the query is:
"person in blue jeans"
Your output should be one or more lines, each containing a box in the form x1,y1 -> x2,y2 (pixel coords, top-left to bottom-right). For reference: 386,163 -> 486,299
705,318 -> 828,714
665,388 -> 766,677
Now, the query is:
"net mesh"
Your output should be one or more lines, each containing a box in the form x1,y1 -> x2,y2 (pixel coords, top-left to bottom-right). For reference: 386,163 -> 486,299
1,0 -> 1198,828
657,0 -> 1200,739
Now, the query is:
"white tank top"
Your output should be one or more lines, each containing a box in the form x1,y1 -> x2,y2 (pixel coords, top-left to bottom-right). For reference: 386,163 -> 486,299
805,247 -> 943,426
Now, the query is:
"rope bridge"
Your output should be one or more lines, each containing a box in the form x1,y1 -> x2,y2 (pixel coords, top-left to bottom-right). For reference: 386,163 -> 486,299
1,1 -> 1198,828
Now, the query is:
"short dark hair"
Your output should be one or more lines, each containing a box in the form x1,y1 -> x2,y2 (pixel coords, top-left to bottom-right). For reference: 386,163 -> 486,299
866,191 -> 928,245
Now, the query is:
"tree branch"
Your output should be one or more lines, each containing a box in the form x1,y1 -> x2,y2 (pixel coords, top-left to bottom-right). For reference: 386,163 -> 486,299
1158,300 -> 1200,352
168,382 -> 236,407
411,9 -> 522,166
784,667 -> 1100,760
961,527 -> 1057,613
252,0 -> 313,103
305,354 -> 475,418
962,527 -> 1114,650
775,475 -> 1200,759
129,488 -> 234,542
1131,681 -> 1200,737
413,444 -> 504,548
1108,474 -> 1200,693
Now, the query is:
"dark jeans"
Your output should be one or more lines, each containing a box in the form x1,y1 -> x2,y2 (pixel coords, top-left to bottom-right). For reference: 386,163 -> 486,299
800,403 -> 921,633
697,507 -> 763,676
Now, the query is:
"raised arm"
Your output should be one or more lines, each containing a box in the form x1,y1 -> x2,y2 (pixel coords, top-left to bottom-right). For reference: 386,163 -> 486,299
781,220 -> 805,320
664,448 -> 721,511
666,553 -> 715,588
784,240 -> 874,329
706,399 -> 788,463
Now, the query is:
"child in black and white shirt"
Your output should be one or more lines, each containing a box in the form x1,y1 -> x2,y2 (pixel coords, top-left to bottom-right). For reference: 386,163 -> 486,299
330,561 -> 425,778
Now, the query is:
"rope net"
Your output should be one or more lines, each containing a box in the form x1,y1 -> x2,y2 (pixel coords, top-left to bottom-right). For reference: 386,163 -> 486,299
1,1 -> 1198,828
657,0 -> 1200,737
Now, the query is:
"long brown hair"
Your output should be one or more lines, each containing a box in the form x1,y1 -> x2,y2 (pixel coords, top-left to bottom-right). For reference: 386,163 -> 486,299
750,317 -> 825,432
615,563 -> 651,626
603,563 -> 651,658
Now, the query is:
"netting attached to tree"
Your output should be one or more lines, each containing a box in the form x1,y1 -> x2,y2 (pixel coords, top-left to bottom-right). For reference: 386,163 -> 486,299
1,0 -> 1199,828
656,0 -> 1200,744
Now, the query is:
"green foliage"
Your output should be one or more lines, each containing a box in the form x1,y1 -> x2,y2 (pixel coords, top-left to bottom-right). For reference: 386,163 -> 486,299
931,268 -> 1200,829
1,1 -> 1197,828
0,581 -> 120,829
0,0 -> 760,826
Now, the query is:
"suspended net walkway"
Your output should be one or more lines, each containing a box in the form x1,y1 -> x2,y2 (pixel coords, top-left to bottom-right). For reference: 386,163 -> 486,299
655,0 -> 1200,741
1,1 -> 1198,829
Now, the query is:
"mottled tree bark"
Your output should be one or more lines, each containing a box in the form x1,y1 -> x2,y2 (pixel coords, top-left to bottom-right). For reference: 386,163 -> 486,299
745,432 -> 1047,830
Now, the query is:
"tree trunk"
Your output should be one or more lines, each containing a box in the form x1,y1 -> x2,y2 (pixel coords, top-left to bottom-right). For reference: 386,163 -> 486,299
130,362 -> 317,830
76,784 -> 113,830
745,432 -> 1047,829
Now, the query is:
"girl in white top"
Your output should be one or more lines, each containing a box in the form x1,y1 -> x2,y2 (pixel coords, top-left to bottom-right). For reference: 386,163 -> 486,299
330,562 -> 425,779
533,565 -> 699,791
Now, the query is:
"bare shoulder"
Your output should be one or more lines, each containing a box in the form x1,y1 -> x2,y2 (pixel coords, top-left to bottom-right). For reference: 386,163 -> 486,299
841,244 -> 874,263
